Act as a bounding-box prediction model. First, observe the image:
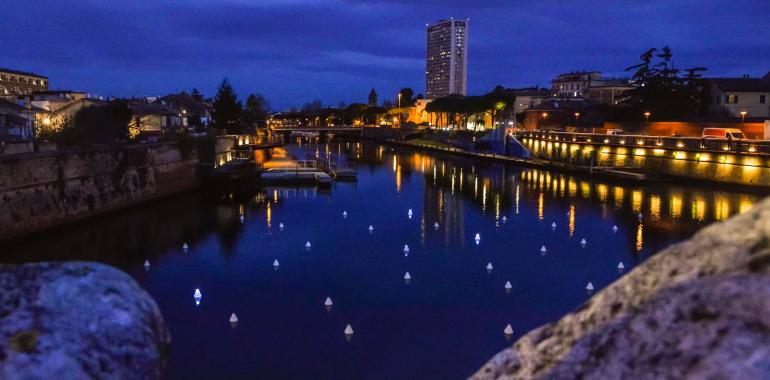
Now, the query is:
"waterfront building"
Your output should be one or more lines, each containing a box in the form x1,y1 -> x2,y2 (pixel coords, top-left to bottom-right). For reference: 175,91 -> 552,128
160,92 -> 213,128
425,18 -> 468,99
551,71 -> 633,104
0,68 -> 48,99
30,90 -> 88,112
510,88 -> 550,115
0,98 -> 41,142
707,75 -> 770,119
523,98 -> 595,130
551,71 -> 601,98
127,100 -> 182,135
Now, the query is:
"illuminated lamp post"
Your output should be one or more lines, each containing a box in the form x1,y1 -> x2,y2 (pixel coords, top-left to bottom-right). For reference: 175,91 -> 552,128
643,111 -> 651,122
740,111 -> 747,123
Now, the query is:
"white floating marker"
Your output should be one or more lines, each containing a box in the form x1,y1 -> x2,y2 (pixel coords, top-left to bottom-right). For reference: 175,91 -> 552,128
344,324 -> 354,335
368,225 -> 374,233
504,324 -> 514,335
501,216 -> 508,223
403,245 -> 410,253
475,233 -> 481,245
273,259 -> 280,267
279,222 -> 285,231
504,281 -> 512,292
586,282 -> 594,291
551,222 -> 557,230
229,313 -> 239,324
144,259 -> 150,268
612,225 -> 618,233
638,213 -> 643,221
182,243 -> 189,251
408,209 -> 413,219
305,241 -> 312,249
486,262 -> 494,272
342,211 -> 348,218
617,262 -> 625,271
324,297 -> 333,307
240,215 -> 245,224
540,245 -> 547,254
580,238 -> 587,247
194,288 -> 202,305
434,222 -> 440,230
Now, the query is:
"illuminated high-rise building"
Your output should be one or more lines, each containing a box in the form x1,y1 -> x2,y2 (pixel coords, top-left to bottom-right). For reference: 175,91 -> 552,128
425,19 -> 468,99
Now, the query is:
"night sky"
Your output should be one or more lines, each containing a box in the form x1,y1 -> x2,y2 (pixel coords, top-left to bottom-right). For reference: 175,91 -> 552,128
2,0 -> 769,110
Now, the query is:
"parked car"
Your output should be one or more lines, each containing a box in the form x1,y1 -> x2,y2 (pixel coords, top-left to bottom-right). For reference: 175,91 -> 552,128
702,128 -> 746,140
606,129 -> 624,135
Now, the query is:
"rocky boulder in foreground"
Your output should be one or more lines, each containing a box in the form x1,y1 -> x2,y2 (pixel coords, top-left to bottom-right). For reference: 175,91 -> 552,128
471,197 -> 770,379
0,262 -> 170,379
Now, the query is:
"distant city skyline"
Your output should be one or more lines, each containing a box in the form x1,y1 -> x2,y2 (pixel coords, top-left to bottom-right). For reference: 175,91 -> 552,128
1,0 -> 768,110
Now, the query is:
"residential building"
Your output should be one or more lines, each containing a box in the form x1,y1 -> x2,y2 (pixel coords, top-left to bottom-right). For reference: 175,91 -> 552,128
425,18 -> 468,99
0,98 -> 45,141
26,91 -> 103,134
707,75 -> 770,118
127,101 -> 182,135
585,79 -> 633,105
551,71 -> 634,104
551,71 -> 601,97
0,68 -> 48,99
30,90 -> 88,111
160,91 -> 213,128
510,88 -> 550,115
38,98 -> 103,134
523,98 -> 595,130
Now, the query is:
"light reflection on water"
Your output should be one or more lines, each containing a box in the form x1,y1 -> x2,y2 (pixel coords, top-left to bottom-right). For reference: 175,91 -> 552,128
0,139 -> 763,379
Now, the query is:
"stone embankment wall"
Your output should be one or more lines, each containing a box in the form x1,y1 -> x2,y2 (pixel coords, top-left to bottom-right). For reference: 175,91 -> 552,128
471,196 -> 770,379
0,143 -> 199,241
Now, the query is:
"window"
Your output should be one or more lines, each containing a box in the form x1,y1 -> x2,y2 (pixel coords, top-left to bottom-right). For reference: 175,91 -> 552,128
726,94 -> 738,104
761,95 -> 767,104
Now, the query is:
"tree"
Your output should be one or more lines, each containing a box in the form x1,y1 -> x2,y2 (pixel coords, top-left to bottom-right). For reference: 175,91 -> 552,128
212,78 -> 243,134
301,100 -> 323,114
397,88 -> 415,107
623,47 -> 707,120
242,93 -> 270,130
55,101 -> 132,145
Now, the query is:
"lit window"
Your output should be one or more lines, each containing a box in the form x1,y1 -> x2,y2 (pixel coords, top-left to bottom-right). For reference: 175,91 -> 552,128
726,94 -> 738,104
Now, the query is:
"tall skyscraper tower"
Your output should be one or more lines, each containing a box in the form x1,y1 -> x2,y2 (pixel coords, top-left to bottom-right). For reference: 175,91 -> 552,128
425,18 -> 468,99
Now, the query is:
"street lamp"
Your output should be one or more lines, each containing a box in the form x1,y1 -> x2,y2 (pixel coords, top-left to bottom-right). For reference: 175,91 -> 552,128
643,111 -> 651,122
541,112 -> 548,119
740,111 -> 747,123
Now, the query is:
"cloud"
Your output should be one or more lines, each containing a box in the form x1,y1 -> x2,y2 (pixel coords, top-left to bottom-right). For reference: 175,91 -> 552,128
1,0 -> 768,109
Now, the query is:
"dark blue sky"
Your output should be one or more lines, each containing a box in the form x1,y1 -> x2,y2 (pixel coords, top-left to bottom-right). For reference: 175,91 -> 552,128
3,0 -> 769,110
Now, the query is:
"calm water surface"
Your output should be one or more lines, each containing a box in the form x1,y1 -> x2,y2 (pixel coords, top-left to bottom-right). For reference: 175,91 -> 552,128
0,140 -> 762,379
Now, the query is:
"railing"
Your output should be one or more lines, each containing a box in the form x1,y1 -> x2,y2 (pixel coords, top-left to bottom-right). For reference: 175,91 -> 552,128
516,131 -> 770,156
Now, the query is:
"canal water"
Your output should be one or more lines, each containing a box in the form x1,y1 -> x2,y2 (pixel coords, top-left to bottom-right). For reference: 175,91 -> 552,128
0,140 -> 762,379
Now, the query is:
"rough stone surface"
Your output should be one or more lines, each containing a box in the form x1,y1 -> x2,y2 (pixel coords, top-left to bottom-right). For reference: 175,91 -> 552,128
0,262 -> 170,380
471,196 -> 770,380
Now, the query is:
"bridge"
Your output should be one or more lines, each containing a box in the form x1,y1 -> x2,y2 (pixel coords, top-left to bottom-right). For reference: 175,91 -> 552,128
270,126 -> 363,133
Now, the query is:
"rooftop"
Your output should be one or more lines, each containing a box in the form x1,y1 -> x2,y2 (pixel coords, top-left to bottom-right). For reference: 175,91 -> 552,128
0,67 -> 47,79
710,77 -> 770,92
